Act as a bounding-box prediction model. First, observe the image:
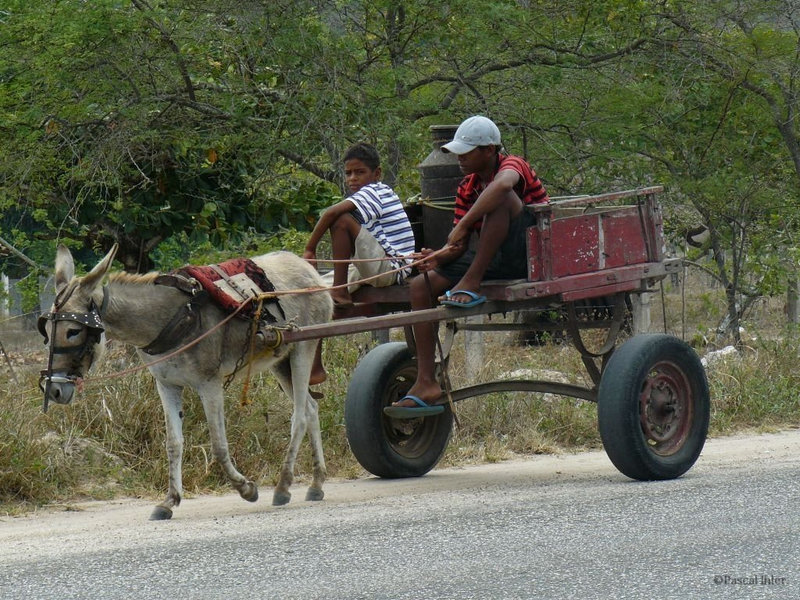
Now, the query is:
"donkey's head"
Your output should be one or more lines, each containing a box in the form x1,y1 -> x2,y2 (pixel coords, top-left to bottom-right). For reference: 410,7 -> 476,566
38,244 -> 118,411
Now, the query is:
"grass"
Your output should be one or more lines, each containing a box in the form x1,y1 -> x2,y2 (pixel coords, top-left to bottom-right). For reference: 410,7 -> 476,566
2,275 -> 800,515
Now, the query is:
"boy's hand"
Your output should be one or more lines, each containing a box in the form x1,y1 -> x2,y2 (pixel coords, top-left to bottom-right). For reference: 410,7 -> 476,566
416,248 -> 438,272
303,248 -> 316,262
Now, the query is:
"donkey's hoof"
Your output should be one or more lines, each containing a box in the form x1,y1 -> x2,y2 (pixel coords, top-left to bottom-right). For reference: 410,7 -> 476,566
272,490 -> 291,506
305,487 -> 325,502
149,505 -> 173,521
238,481 -> 259,503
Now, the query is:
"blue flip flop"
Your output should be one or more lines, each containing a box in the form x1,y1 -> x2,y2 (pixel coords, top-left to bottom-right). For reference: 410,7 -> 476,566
383,394 -> 445,419
440,289 -> 487,308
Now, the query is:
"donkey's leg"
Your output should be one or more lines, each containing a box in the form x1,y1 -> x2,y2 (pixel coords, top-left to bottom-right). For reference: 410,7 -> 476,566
151,380 -> 184,521
196,380 -> 258,503
271,341 -> 326,505
297,339 -> 327,502
303,389 -> 327,502
270,359 -> 301,506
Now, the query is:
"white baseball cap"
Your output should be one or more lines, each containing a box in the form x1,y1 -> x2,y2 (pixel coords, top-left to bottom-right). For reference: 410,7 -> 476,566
441,115 -> 501,155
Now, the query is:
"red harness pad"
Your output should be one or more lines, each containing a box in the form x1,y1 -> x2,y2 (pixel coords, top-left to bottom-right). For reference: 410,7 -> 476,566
179,258 -> 283,321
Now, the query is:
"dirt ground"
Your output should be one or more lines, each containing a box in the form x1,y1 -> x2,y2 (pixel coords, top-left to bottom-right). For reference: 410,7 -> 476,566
2,428 -> 798,553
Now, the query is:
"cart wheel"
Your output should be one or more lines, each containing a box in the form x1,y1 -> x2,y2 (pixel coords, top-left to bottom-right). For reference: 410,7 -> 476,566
345,342 -> 453,478
597,334 -> 709,481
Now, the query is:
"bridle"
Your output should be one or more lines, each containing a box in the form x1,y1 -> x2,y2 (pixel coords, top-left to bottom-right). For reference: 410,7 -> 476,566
38,282 -> 108,412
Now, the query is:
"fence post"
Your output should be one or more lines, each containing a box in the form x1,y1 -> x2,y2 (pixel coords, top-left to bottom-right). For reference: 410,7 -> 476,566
463,315 -> 485,382
787,278 -> 799,325
631,292 -> 651,334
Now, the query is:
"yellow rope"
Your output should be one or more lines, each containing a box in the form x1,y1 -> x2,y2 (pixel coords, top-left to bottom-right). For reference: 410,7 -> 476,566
259,246 -> 453,300
239,297 -> 264,406
74,245 -> 453,387
417,199 -> 457,210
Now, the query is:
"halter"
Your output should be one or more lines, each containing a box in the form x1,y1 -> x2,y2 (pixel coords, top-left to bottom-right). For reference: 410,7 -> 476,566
38,284 -> 108,412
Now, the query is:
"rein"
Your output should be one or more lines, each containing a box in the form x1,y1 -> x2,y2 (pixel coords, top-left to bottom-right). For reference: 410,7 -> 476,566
260,246 -> 452,300
305,251 -> 426,264
39,247 -> 452,399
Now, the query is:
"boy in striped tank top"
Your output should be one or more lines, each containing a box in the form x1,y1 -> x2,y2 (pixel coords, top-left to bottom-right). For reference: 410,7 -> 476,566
304,142 -> 415,384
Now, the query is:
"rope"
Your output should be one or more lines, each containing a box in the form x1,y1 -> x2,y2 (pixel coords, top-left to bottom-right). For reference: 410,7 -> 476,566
83,299 -> 253,385
417,199 -> 457,210
306,251 -> 426,264
238,297 -> 264,406
75,245 -> 454,387
263,246 -> 453,301
0,311 -> 40,325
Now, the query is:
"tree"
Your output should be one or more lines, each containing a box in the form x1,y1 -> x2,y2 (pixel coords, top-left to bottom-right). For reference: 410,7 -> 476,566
651,0 -> 800,341
1,0 -> 340,272
2,0 -> 668,274
4,0 -> 799,335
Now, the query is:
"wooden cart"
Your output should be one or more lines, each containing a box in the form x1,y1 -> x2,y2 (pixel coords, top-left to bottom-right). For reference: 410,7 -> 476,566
263,186 -> 709,482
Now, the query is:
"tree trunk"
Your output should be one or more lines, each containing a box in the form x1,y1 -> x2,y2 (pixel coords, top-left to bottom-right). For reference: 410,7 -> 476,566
787,278 -> 799,325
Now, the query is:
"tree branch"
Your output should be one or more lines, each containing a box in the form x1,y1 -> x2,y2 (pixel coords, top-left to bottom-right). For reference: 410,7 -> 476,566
131,0 -> 196,102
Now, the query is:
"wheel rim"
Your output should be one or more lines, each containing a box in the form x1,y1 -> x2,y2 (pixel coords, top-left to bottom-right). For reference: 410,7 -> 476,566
381,362 -> 446,459
638,360 -> 693,456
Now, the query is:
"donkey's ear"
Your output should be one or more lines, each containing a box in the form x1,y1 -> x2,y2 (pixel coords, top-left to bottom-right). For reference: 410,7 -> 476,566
81,243 -> 119,290
81,244 -> 119,288
54,244 -> 75,292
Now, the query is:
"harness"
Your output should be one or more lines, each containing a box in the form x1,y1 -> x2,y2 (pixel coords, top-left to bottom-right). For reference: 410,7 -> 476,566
37,283 -> 107,412
38,264 -> 286,411
177,258 -> 285,322
142,275 -> 208,355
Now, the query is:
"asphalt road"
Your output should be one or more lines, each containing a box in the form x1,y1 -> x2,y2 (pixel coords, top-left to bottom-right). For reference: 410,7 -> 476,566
1,430 -> 798,600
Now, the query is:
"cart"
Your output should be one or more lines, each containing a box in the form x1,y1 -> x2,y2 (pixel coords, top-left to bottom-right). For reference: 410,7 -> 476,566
262,186 -> 709,483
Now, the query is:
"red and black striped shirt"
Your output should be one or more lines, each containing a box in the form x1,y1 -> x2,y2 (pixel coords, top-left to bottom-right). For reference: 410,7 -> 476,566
453,154 -> 549,233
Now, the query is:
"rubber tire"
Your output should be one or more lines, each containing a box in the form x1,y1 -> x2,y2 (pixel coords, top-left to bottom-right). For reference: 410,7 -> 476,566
597,334 -> 710,481
345,342 -> 453,478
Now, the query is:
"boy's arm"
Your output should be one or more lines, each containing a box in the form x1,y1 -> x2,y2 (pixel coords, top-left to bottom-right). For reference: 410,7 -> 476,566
446,169 -> 520,248
303,199 -> 358,260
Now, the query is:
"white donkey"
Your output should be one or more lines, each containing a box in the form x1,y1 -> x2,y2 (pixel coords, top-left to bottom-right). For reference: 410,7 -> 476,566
39,244 -> 333,520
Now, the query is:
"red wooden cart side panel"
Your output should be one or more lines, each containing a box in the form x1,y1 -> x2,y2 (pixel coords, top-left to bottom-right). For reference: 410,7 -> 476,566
527,227 -> 542,281
601,209 -> 648,268
644,192 -> 666,262
550,215 -> 600,277
527,190 -> 667,283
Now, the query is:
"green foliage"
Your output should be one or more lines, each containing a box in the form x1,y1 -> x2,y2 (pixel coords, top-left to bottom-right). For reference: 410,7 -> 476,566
3,0 -> 800,332
9,0 -> 800,518
150,227 -> 317,271
13,274 -> 43,313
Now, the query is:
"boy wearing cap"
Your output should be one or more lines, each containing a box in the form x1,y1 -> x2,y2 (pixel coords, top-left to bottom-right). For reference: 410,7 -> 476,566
387,115 -> 549,416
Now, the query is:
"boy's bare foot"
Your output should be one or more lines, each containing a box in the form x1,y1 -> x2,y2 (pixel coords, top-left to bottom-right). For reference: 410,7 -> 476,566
330,290 -> 353,308
309,370 -> 327,386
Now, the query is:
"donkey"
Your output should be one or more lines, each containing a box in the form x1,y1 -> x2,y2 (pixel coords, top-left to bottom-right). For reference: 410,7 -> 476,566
39,244 -> 333,520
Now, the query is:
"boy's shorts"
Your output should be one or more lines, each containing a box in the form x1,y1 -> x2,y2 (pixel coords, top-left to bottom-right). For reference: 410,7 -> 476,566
436,209 -> 535,285
321,228 -> 397,291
